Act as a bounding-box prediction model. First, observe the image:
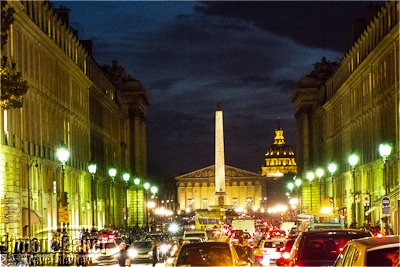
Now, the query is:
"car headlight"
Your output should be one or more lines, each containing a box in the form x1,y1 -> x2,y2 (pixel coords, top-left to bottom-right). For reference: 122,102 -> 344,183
128,249 -> 138,258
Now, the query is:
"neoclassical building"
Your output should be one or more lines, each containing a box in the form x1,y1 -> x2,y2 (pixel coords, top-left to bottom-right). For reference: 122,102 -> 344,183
261,122 -> 298,206
292,1 -> 399,232
0,0 -> 149,249
176,165 -> 264,211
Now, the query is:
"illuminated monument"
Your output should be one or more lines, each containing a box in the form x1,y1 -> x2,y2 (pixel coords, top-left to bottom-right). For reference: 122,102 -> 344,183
215,102 -> 226,205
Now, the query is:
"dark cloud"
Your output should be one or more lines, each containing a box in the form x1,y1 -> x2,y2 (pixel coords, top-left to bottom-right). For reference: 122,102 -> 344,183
54,1 -> 381,178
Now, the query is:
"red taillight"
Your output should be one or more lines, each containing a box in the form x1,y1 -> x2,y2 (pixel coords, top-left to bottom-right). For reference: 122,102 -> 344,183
282,252 -> 290,259
339,247 -> 344,252
376,232 -> 383,238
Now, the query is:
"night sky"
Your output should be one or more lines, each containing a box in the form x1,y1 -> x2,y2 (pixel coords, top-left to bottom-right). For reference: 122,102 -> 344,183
54,1 -> 384,178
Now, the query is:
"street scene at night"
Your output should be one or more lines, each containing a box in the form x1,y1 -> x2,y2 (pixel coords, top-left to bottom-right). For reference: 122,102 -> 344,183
1,0 -> 399,266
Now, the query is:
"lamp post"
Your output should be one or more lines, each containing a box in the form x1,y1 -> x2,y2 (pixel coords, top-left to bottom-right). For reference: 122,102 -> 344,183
144,182 -> 150,231
287,182 -> 294,193
349,152 -> 359,229
56,142 -> 69,261
328,162 -> 337,213
295,178 -> 302,198
316,168 -> 324,211
123,172 -> 130,230
88,161 -> 97,231
307,172 -> 314,213
379,142 -> 392,235
108,166 -> 117,227
134,177 -> 141,230
150,186 -> 158,229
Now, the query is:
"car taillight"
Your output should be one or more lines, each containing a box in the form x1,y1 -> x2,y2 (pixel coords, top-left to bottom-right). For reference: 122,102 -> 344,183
282,252 -> 290,259
339,247 -> 344,252
376,232 -> 383,238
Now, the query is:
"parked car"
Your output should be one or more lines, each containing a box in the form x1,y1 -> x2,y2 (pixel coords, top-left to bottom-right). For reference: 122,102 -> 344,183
286,229 -> 373,266
334,235 -> 400,267
168,241 -> 248,266
128,240 -> 152,263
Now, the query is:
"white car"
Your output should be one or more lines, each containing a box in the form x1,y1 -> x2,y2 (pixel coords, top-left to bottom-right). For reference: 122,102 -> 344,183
259,238 -> 285,260
90,238 -> 120,264
334,235 -> 400,267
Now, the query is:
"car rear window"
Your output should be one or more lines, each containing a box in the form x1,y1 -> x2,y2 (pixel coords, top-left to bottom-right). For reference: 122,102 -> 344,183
300,233 -> 371,261
177,244 -> 232,266
367,247 -> 400,267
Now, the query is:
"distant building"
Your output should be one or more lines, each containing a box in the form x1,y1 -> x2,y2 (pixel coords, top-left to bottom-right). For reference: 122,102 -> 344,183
261,121 -> 298,206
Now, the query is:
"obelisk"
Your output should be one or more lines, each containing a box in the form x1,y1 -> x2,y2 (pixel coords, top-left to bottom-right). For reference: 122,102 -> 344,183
215,102 -> 226,206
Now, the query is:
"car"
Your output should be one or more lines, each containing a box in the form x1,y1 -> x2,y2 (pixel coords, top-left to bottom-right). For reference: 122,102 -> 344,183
168,241 -> 248,266
182,236 -> 206,244
286,229 -> 373,266
143,233 -> 173,261
259,238 -> 286,261
233,244 -> 254,266
128,240 -> 152,262
333,235 -> 400,267
275,238 -> 296,266
183,229 -> 208,241
90,238 -> 120,264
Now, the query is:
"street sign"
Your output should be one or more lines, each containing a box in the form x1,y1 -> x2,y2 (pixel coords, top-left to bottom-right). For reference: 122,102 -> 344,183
382,196 -> 390,207
4,206 -> 21,214
58,206 -> 69,223
0,217 -> 21,223
1,198 -> 21,204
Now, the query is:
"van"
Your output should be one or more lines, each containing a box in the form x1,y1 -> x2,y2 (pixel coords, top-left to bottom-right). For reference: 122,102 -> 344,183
183,230 -> 208,241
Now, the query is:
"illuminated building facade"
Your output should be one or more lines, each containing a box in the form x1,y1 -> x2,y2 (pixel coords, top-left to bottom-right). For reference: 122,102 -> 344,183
261,122 -> 298,207
292,1 -> 399,232
0,0 -> 149,248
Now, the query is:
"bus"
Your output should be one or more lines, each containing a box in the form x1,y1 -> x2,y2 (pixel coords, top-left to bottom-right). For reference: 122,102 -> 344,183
195,210 -> 225,230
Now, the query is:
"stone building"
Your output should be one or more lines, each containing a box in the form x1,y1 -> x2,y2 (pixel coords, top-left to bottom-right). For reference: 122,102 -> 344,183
261,122 -> 298,207
0,0 -> 149,249
176,165 -> 264,211
291,1 -> 399,232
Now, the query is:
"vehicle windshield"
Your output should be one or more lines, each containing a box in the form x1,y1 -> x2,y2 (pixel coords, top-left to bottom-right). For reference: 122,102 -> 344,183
133,242 -> 151,248
97,242 -> 116,250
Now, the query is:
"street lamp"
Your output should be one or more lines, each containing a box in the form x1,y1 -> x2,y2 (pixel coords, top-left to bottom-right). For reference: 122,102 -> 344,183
287,181 -> 294,192
307,172 -> 314,213
108,165 -> 117,227
57,142 -> 70,207
316,168 -> 324,210
144,182 -> 150,231
328,162 -> 337,213
150,186 -> 158,229
379,142 -> 392,235
123,172 -> 130,230
134,177 -> 141,230
88,161 -> 97,231
56,142 -> 69,261
348,152 -> 359,229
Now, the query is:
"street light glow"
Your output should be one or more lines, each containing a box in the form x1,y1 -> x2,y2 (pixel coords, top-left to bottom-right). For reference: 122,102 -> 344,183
348,153 -> 359,167
316,168 -> 324,179
57,143 -> 70,164
379,143 -> 392,160
328,162 -> 337,175
123,172 -> 130,182
108,166 -> 117,178
307,171 -> 314,182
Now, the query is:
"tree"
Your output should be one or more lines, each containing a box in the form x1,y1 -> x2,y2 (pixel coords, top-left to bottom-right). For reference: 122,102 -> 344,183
1,1 -> 29,110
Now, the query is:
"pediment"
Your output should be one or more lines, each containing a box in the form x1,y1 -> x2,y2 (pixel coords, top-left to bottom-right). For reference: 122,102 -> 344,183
176,165 -> 261,179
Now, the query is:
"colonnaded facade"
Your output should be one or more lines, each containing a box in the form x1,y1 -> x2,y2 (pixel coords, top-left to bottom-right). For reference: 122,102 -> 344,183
292,1 -> 399,233
0,0 -> 149,249
176,165 -> 264,211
